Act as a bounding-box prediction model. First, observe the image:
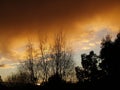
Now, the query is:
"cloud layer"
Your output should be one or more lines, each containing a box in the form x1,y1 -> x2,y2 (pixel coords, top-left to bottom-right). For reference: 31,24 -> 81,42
0,0 -> 120,64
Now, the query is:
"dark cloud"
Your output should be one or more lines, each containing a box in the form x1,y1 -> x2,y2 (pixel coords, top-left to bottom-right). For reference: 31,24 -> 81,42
0,0 -> 119,28
0,0 -> 120,59
0,0 -> 119,38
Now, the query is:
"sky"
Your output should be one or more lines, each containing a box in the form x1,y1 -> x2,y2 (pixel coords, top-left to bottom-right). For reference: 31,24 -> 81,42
0,0 -> 120,80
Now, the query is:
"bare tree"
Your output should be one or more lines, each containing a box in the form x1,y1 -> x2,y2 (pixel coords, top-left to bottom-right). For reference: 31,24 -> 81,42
6,32 -> 75,84
16,40 -> 37,84
51,32 -> 74,80
26,41 -> 35,83
37,36 -> 50,82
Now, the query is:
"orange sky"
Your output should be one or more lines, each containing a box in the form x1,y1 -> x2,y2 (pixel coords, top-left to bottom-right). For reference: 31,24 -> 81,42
0,0 -> 120,80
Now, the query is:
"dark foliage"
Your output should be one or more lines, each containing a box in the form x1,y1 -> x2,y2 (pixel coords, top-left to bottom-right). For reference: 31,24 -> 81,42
100,33 -> 120,88
76,51 -> 102,83
75,33 -> 120,89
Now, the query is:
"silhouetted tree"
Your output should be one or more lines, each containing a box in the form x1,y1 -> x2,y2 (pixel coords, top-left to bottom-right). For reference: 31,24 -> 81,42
51,32 -> 75,80
100,35 -> 113,74
75,66 -> 86,82
85,51 -> 99,80
6,32 -> 75,85
17,40 -> 37,84
113,32 -> 120,77
36,36 -> 51,83
75,32 -> 120,89
35,32 -> 75,83
76,51 -> 101,83
100,33 -> 120,83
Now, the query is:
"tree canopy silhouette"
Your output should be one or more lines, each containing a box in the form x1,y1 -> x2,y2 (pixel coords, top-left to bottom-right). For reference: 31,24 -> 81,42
75,32 -> 120,89
75,51 -> 101,83
100,33 -> 120,83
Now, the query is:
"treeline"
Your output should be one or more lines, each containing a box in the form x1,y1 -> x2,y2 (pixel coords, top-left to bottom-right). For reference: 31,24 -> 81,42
1,32 -> 120,89
75,32 -> 120,89
5,32 -> 75,84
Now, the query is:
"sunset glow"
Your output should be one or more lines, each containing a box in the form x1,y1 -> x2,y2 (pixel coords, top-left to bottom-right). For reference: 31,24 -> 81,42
0,0 -> 120,80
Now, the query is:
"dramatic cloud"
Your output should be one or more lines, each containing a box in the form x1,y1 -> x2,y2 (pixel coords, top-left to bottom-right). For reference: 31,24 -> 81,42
0,0 -> 120,79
